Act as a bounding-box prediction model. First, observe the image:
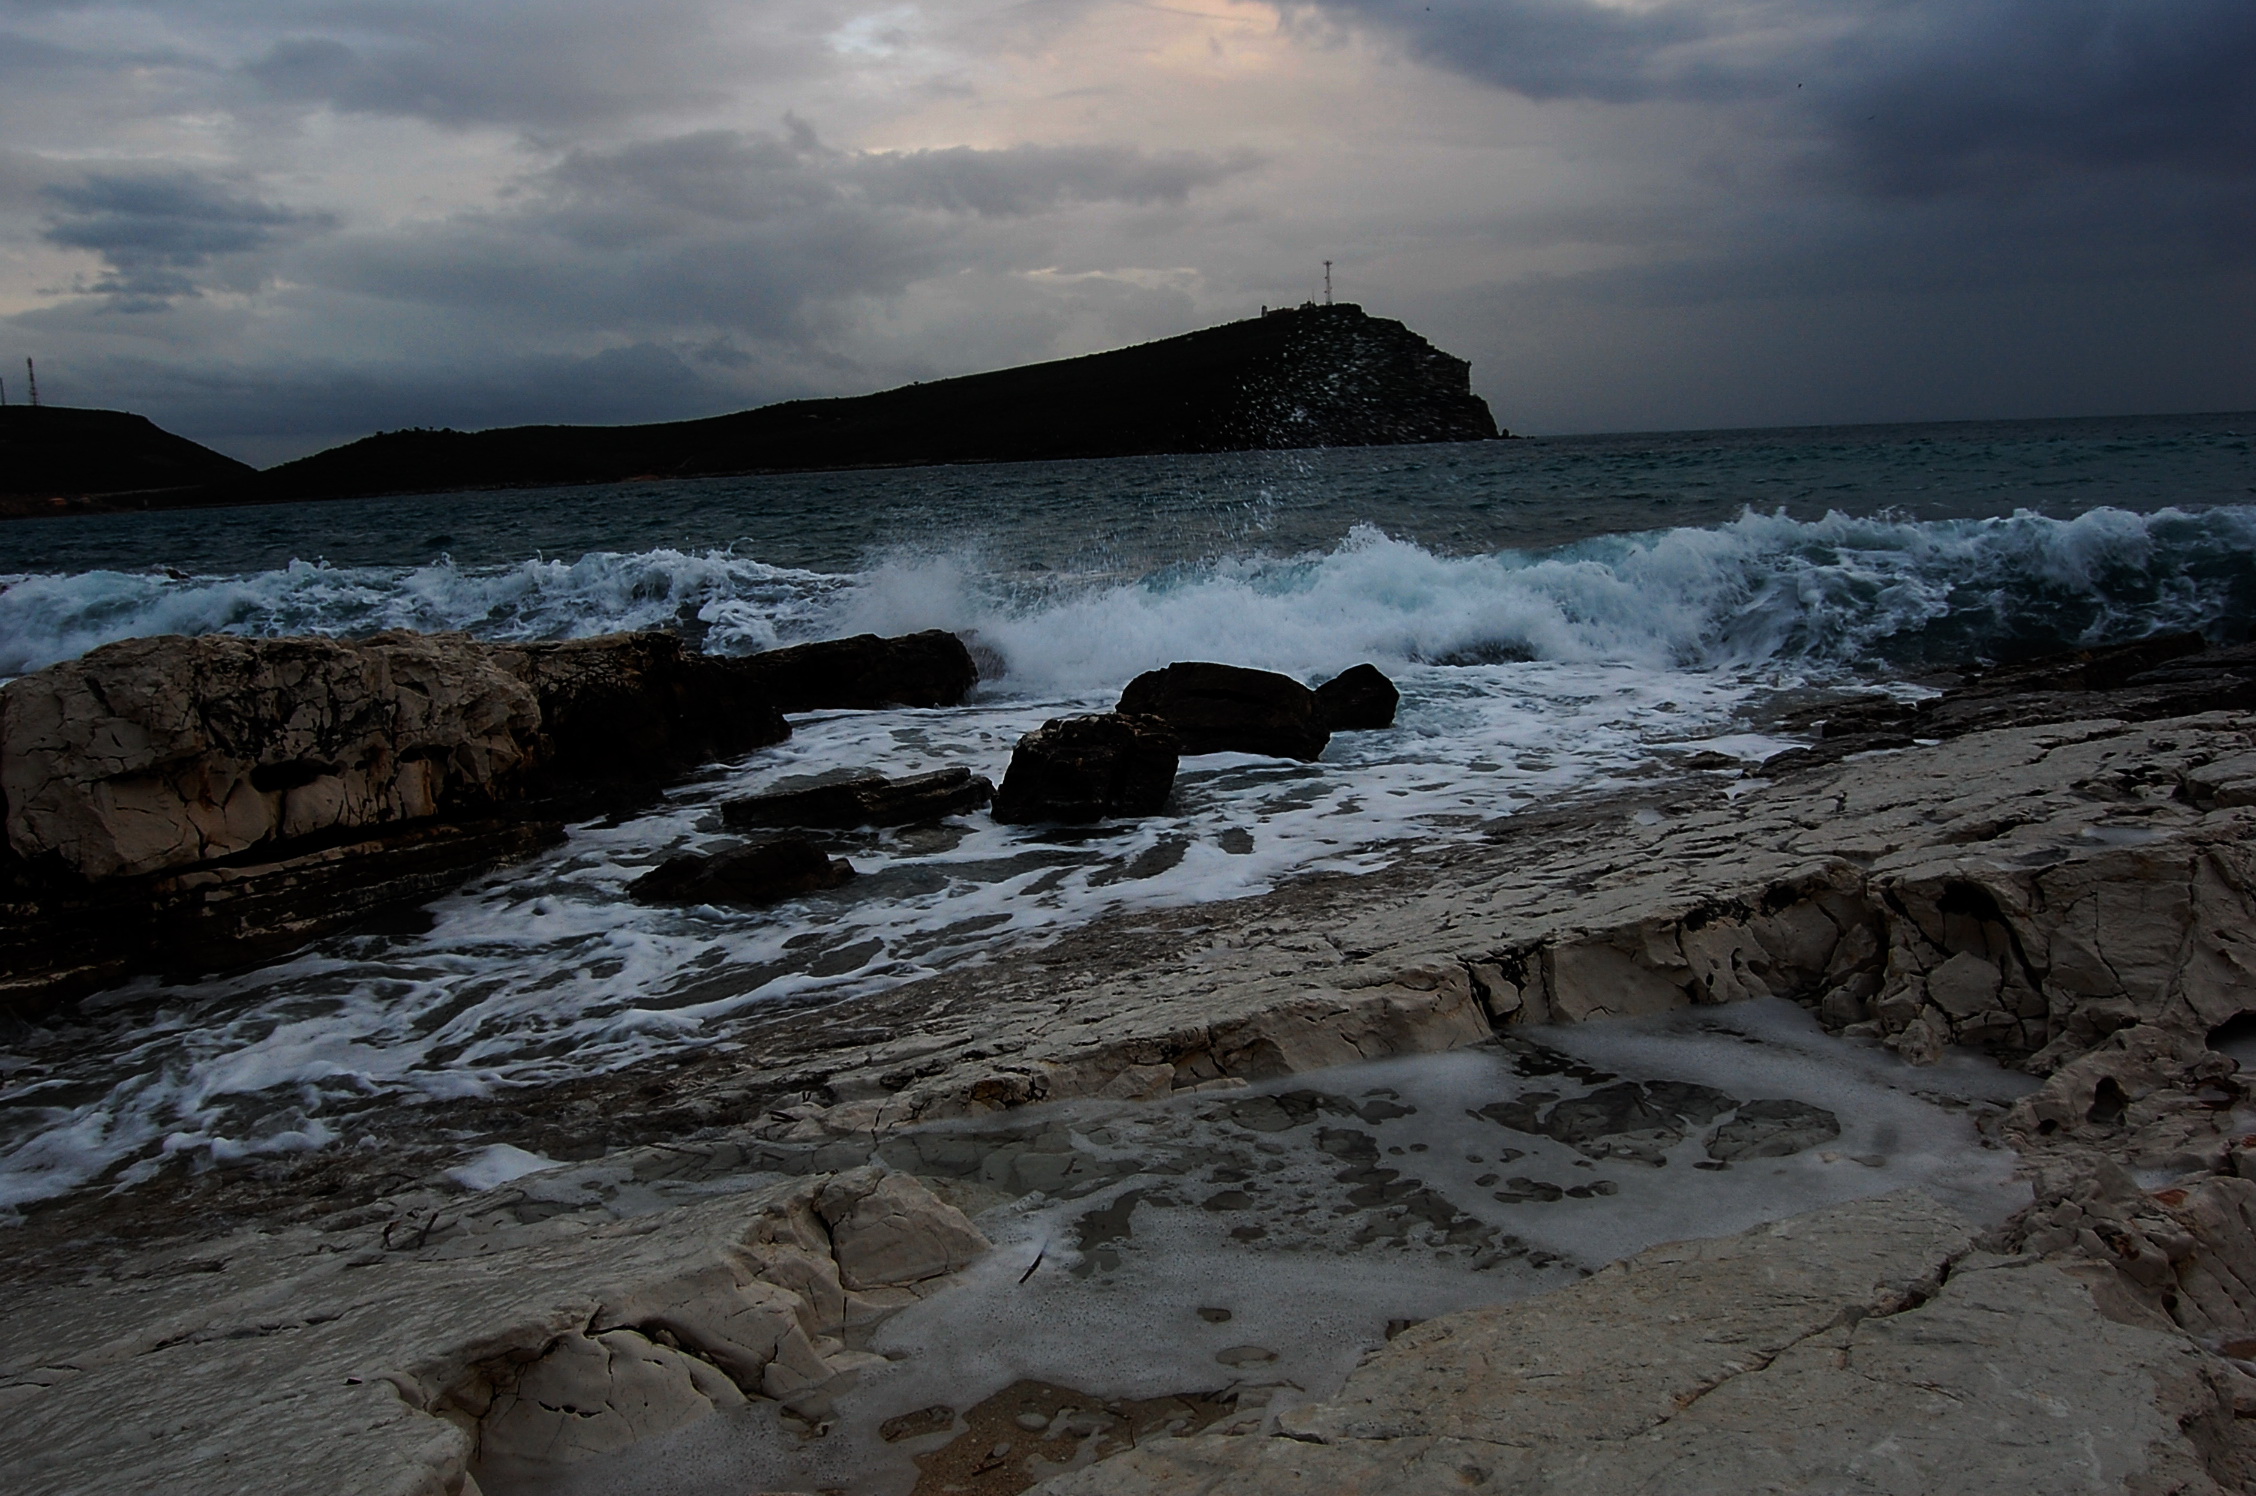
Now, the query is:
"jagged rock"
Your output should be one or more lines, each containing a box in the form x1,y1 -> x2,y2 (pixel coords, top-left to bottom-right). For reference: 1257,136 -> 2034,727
627,839 -> 855,907
722,765 -> 993,829
0,629 -> 810,1007
720,630 -> 978,712
1115,662 -> 1327,760
1,631 -> 545,882
815,1168 -> 990,1290
991,714 -> 1180,824
1313,663 -> 1399,731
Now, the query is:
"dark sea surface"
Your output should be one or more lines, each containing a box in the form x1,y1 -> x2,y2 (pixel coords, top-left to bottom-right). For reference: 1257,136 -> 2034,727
2,409 -> 2253,1216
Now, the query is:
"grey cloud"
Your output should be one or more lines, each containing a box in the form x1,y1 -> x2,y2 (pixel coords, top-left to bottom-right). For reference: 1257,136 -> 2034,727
41,171 -> 334,309
537,125 -> 1262,226
289,125 -> 1252,354
240,0 -> 753,128
1315,0 -> 2256,195
855,142 -> 1264,216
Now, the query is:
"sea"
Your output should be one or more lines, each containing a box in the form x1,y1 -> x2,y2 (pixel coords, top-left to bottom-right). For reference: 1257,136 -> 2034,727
2,411 -> 2253,1220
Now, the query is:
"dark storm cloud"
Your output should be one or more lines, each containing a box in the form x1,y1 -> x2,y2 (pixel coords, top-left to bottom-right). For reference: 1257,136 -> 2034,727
40,171 -> 334,309
240,0 -> 753,128
1314,0 -> 2256,195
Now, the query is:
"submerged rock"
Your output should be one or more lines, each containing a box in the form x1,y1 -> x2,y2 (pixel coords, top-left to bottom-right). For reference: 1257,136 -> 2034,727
1706,1098 -> 1842,1161
627,838 -> 855,907
1115,661 -> 1327,760
992,714 -> 1180,824
720,629 -> 978,712
1313,663 -> 1399,731
723,765 -> 994,829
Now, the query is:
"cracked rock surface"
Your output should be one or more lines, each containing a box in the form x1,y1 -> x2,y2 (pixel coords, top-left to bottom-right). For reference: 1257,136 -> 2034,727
1038,1192 -> 2253,1496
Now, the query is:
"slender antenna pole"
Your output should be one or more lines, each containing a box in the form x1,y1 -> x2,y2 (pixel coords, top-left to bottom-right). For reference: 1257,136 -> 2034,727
1,375 -> 8,406
25,358 -> 37,407
1323,260 -> 1333,306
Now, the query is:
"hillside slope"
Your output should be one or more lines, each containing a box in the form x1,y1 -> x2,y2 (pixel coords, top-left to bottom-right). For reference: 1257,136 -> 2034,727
228,303 -> 1502,505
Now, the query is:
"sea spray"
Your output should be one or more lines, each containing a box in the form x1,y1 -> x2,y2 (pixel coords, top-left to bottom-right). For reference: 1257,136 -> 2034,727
5,505 -> 2253,682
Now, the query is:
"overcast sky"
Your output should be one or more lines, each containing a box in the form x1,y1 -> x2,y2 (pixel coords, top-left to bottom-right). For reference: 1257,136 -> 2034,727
2,0 -> 2251,462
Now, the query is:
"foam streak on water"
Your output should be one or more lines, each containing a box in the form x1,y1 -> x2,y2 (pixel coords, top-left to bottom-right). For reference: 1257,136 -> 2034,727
0,502 -> 2252,1214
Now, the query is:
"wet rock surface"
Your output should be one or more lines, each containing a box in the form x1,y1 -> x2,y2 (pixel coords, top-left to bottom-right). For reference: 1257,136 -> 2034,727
1115,662 -> 1328,761
723,765 -> 995,830
1041,1193 -> 2256,1496
1312,663 -> 1398,732
9,694 -> 2256,1494
719,629 -> 979,713
628,838 -> 857,907
990,714 -> 1180,824
0,628 -> 982,1011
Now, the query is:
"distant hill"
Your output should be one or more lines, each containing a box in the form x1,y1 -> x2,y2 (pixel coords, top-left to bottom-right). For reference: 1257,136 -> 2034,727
0,406 -> 256,518
228,303 -> 1501,506
1,304 -> 1504,519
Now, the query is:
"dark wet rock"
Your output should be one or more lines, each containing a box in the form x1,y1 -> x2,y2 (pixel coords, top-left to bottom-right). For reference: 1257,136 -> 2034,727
722,765 -> 994,830
0,628 -> 793,1013
1706,1099 -> 1842,1161
627,838 -> 855,907
0,817 -> 564,1017
717,629 -> 978,712
1476,1079 -> 1739,1166
1493,1177 -> 1564,1203
1115,662 -> 1328,761
500,631 -> 789,790
1313,663 -> 1399,731
1765,633 -> 2256,777
991,714 -> 1179,824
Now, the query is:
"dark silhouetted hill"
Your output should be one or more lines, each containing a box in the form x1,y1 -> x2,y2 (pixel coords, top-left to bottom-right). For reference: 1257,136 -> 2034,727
0,406 -> 255,518
224,303 -> 1502,505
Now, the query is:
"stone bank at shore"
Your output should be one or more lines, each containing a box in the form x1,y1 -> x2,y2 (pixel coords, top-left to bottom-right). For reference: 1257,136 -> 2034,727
7,629 -> 2256,1494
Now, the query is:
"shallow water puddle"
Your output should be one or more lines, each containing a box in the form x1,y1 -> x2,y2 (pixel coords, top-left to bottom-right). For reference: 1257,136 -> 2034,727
491,1000 -> 2034,1496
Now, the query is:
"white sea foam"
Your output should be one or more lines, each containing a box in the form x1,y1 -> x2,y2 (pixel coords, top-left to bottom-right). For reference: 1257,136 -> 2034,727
4,504 -> 2250,681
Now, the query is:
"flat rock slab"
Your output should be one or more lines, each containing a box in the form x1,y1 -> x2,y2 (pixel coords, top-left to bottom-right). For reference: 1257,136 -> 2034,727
0,1169 -> 986,1496
1040,1191 -> 2247,1495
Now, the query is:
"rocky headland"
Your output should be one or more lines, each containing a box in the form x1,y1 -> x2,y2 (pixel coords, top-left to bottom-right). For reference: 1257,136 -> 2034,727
5,628 -> 2256,1494
5,305 -> 1502,518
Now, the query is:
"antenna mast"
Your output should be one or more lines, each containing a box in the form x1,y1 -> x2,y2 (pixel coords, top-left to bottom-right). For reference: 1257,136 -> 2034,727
1323,261 -> 1333,306
25,358 -> 38,407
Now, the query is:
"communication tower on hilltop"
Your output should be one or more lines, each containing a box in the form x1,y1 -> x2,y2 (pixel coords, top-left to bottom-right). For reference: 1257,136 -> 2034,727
25,358 -> 39,407
1323,261 -> 1333,306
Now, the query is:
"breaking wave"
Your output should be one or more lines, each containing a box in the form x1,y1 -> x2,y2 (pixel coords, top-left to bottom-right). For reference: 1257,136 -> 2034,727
3,504 -> 2251,685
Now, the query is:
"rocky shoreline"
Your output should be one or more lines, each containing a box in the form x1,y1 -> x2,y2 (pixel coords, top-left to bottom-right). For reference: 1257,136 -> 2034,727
6,630 -> 2256,1493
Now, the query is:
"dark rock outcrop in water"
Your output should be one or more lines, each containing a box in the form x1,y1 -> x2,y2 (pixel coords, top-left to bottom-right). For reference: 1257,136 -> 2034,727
0,628 -> 967,1014
1761,632 -> 2256,776
0,405 -> 254,517
723,766 -> 993,830
628,839 -> 855,907
720,630 -> 979,712
191,305 -> 1499,508
991,714 -> 1180,824
1116,662 -> 1328,760
1314,663 -> 1400,731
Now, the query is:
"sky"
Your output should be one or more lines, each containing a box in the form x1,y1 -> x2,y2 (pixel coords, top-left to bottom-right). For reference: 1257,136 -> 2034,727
1,0 -> 2251,463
